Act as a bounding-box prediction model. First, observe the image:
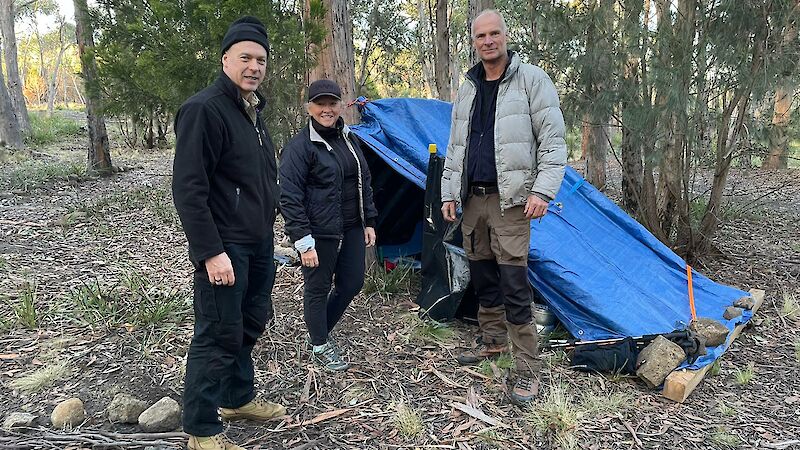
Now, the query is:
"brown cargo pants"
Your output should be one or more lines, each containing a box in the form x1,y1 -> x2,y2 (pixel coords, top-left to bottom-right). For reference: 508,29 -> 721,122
461,192 -> 540,376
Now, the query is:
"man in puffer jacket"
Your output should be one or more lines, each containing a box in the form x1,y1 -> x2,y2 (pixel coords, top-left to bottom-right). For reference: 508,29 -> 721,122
441,9 -> 567,404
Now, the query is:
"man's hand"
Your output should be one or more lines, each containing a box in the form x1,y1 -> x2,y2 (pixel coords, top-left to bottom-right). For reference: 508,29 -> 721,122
442,201 -> 457,222
524,195 -> 549,219
364,227 -> 377,247
301,249 -> 319,268
206,252 -> 235,286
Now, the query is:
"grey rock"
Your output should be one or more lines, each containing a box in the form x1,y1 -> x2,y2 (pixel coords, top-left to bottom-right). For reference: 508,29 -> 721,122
636,335 -> 686,388
689,317 -> 730,347
3,412 -> 36,430
733,296 -> 756,310
51,398 -> 85,428
108,393 -> 148,424
138,397 -> 181,432
723,306 -> 744,320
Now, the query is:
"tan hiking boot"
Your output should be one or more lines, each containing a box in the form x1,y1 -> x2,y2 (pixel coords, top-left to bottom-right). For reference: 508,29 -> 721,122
509,374 -> 539,405
187,433 -> 245,450
456,336 -> 508,365
219,398 -> 286,421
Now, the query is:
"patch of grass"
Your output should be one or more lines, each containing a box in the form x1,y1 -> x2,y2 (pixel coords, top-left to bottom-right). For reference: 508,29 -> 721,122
393,402 -> 423,438
527,383 -> 579,435
734,362 -> 755,385
689,197 -> 754,226
71,183 -> 179,229
363,263 -> 416,298
717,402 -> 737,417
7,283 -> 38,329
129,324 -> 179,360
404,315 -> 454,345
708,360 -> 722,377
526,383 -> 635,448
476,428 -> 507,447
794,340 -> 800,363
780,292 -> 799,321
543,350 -> 568,368
25,113 -> 82,146
477,353 -> 514,377
0,256 -> 7,271
709,428 -> 741,448
0,159 -> 86,192
125,271 -> 190,326
67,279 -> 125,326
10,360 -> 71,394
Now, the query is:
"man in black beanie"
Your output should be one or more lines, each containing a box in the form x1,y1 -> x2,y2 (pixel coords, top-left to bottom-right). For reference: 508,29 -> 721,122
172,15 -> 284,450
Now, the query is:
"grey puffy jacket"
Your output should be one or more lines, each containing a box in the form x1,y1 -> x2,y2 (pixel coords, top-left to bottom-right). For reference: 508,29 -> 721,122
441,53 -> 567,210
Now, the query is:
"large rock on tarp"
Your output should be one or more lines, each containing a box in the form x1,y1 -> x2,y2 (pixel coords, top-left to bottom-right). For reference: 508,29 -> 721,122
636,335 -> 686,388
689,318 -> 729,347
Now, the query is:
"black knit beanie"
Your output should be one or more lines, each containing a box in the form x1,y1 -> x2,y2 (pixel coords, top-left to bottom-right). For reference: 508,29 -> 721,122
221,16 -> 270,55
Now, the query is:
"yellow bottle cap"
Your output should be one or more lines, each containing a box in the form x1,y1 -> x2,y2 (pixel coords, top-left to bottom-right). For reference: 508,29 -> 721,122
428,143 -> 437,154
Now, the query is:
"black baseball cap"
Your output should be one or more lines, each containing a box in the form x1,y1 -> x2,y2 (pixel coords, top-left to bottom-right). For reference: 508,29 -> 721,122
308,79 -> 342,102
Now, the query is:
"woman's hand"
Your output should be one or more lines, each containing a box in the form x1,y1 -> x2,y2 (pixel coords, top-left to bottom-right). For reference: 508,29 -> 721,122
301,249 -> 319,268
364,227 -> 376,247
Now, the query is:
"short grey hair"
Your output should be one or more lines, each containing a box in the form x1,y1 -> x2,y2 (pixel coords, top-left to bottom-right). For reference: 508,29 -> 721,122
471,9 -> 508,39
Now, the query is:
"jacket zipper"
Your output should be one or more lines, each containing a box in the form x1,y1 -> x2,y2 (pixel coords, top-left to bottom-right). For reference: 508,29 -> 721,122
343,136 -> 366,225
235,187 -> 241,212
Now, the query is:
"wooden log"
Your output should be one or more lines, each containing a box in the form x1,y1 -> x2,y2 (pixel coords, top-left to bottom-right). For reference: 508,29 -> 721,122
661,288 -> 765,403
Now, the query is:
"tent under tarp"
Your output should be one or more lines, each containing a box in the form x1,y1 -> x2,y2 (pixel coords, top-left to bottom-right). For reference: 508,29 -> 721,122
350,98 -> 752,370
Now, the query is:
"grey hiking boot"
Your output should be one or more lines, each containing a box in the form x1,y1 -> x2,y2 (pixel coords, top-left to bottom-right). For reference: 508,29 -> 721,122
312,342 -> 350,371
456,336 -> 509,365
508,374 -> 539,405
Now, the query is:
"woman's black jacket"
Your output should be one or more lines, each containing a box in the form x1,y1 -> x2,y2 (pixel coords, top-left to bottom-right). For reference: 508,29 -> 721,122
279,122 -> 378,242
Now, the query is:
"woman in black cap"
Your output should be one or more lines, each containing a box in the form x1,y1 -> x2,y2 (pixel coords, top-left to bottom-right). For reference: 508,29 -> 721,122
279,79 -> 378,371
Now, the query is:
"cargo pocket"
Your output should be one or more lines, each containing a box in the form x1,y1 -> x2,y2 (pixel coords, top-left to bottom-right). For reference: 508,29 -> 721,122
493,224 -> 530,264
193,284 -> 220,321
461,223 -> 476,257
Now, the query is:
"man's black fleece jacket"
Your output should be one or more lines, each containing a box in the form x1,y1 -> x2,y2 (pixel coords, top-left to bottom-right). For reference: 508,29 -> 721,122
172,73 -> 279,266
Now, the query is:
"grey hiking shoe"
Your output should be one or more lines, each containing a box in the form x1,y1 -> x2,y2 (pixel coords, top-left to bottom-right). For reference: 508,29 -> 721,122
312,342 -> 350,371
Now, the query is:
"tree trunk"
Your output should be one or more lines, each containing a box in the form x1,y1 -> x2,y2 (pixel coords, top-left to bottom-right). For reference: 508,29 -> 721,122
620,0 -> 645,215
74,0 -> 112,174
47,32 -> 70,116
765,2 -> 800,169
528,0 -> 540,65
310,0 -> 358,124
434,0 -> 451,101
0,0 -> 30,133
585,121 -> 608,190
356,0 -> 379,96
766,86 -> 793,169
467,0 -> 494,66
0,67 -> 24,149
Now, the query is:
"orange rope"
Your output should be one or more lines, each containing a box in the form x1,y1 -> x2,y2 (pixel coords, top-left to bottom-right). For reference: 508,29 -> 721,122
687,264 -> 697,322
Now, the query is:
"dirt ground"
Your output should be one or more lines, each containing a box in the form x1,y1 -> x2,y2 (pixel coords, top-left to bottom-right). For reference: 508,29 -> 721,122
0,121 -> 798,450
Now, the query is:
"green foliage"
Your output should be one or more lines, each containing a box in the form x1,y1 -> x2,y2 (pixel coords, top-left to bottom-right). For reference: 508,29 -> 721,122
708,360 -> 722,377
25,113 -> 83,146
363,263 -> 416,297
794,340 -> 800,363
477,352 -> 514,377
733,362 -> 755,385
709,428 -> 742,449
526,383 -> 635,449
0,159 -> 86,192
66,274 -> 189,328
7,283 -> 39,329
92,0 -> 325,147
393,402 -> 423,438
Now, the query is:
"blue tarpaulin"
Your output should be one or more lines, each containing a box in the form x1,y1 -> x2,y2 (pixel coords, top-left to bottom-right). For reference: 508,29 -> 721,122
351,98 -> 752,369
